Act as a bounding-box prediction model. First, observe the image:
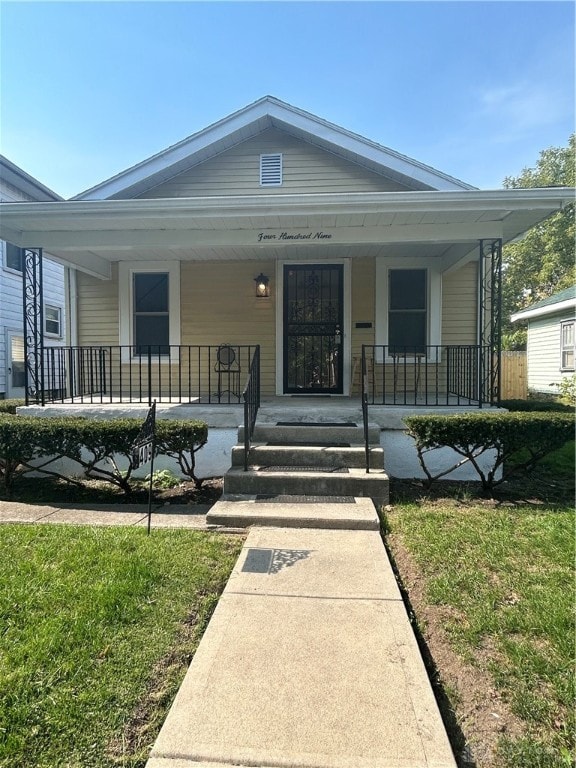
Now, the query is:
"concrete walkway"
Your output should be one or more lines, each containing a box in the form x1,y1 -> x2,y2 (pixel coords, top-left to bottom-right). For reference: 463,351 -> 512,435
0,498 -> 456,767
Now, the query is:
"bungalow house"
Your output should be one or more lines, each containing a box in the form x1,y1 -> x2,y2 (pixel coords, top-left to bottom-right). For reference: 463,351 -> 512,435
0,97 -> 572,478
0,156 -> 66,400
511,285 -> 576,397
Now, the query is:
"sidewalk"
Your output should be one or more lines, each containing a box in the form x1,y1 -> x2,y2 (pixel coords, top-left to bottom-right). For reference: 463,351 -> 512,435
0,500 -> 241,531
147,524 -> 457,768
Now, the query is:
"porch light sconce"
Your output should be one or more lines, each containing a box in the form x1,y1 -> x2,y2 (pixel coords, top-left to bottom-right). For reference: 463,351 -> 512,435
254,272 -> 270,298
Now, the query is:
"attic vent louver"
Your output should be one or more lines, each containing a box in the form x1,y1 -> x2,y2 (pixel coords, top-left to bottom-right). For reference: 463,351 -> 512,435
260,153 -> 283,186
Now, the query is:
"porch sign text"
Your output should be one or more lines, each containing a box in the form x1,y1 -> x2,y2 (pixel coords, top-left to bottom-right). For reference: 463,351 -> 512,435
257,231 -> 333,243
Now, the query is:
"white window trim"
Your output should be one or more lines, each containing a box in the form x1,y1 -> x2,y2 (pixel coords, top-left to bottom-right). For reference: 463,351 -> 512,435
560,318 -> 575,372
119,261 -> 181,362
375,258 -> 442,362
44,304 -> 63,339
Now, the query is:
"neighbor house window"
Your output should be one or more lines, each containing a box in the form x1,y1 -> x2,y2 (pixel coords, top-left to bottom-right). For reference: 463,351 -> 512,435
560,320 -> 575,370
388,269 -> 427,354
5,242 -> 23,272
260,153 -> 283,186
133,272 -> 170,354
45,305 -> 62,337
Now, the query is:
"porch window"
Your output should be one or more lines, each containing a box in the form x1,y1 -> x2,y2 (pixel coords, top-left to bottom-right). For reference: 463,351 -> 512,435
119,261 -> 180,358
133,272 -> 169,354
560,320 -> 575,370
388,269 -> 427,354
4,242 -> 23,273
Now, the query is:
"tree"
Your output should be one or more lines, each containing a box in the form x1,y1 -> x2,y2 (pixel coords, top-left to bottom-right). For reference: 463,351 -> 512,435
501,134 -> 575,350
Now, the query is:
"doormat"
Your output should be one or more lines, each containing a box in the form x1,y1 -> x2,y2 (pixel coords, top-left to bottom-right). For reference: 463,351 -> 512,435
259,466 -> 349,473
276,421 -> 358,427
255,495 -> 355,503
266,441 -> 351,447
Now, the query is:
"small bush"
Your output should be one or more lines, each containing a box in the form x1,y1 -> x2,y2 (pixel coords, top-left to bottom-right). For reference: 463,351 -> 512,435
555,374 -> 576,407
404,411 -> 574,491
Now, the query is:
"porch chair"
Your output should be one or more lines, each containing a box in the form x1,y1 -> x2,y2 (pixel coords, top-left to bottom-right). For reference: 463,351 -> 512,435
213,344 -> 241,402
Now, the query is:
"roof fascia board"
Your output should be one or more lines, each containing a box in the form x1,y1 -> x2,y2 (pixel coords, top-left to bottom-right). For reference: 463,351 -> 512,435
5,187 -> 573,222
511,298 -> 576,322
0,156 -> 63,201
74,97 -> 475,200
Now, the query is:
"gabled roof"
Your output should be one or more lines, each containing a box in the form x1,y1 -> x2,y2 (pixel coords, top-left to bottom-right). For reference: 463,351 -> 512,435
74,96 -> 477,201
511,285 -> 576,322
0,155 -> 63,202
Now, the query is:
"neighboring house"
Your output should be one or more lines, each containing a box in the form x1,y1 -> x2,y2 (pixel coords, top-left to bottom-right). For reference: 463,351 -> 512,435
511,286 -> 576,396
0,156 -> 66,400
0,97 -> 572,409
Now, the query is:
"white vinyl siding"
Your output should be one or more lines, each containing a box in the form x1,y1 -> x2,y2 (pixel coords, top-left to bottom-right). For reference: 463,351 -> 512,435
526,314 -> 576,393
441,262 -> 478,345
138,128 -> 413,198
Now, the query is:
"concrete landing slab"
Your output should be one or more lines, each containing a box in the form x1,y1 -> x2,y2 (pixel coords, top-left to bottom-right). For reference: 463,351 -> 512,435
207,496 -> 380,530
146,527 -> 456,768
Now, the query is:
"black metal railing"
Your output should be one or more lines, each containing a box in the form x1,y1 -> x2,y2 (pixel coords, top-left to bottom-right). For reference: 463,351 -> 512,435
242,345 -> 261,471
361,346 -> 370,473
361,345 -> 495,407
41,345 -> 260,405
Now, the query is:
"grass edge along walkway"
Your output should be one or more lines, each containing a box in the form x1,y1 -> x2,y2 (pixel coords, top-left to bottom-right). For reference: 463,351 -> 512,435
0,524 -> 243,768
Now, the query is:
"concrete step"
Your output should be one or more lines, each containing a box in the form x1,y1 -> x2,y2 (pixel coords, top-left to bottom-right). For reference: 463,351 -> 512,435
223,466 -> 389,506
238,421 -> 381,445
206,495 -> 380,530
230,443 -> 384,470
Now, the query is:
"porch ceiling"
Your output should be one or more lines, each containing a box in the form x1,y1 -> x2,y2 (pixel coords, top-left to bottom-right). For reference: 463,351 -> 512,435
0,188 -> 571,280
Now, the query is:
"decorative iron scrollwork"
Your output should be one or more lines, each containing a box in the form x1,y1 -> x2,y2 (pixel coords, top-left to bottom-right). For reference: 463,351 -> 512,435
22,247 -> 44,405
478,239 -> 502,405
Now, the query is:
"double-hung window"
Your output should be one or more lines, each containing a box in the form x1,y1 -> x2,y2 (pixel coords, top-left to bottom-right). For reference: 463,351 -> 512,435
133,272 -> 170,354
388,269 -> 427,355
5,242 -> 23,273
45,305 -> 62,337
560,320 -> 575,371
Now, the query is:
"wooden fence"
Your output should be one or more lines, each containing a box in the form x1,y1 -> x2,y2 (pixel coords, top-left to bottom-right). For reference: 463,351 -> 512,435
500,351 -> 527,400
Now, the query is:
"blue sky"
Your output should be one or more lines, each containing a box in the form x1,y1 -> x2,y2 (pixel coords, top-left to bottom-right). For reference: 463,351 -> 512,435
1,1 -> 574,199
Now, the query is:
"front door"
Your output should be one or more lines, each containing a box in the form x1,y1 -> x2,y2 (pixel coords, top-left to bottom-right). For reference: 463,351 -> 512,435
283,264 -> 343,393
6,330 -> 25,399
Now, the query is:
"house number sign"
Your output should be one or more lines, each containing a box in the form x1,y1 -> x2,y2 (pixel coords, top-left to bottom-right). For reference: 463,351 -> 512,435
257,231 -> 333,242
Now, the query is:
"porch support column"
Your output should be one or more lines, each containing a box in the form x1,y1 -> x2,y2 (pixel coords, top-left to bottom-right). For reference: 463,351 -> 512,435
22,247 -> 44,405
477,238 -> 503,406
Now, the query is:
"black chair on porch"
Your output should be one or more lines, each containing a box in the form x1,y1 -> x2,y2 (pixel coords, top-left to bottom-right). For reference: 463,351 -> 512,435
213,344 -> 241,402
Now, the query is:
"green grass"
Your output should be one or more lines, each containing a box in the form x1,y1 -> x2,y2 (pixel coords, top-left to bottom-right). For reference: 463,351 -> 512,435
0,524 -> 243,768
385,500 -> 575,768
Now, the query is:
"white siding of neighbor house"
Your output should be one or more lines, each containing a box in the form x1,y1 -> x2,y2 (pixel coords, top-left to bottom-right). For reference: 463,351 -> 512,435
527,313 -> 575,394
137,127 -> 413,199
0,179 -> 66,397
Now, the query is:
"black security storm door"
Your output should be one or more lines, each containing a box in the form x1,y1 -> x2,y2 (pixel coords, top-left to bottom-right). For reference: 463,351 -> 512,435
283,264 -> 343,393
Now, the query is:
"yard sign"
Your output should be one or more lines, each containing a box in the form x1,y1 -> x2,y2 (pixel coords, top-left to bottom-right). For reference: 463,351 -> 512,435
132,401 -> 156,534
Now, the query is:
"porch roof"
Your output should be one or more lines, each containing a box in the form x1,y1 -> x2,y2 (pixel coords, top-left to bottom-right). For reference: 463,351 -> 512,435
0,187 -> 572,280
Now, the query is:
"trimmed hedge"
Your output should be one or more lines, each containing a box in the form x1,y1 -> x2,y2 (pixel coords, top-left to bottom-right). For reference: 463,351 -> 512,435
404,411 -> 574,491
0,415 -> 208,495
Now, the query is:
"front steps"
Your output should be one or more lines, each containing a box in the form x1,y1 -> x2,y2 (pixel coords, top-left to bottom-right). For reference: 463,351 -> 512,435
207,418 -> 389,529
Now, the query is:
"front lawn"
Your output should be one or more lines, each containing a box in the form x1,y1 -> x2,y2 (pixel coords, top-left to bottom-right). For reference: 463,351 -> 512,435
385,439 -> 575,768
0,525 -> 243,768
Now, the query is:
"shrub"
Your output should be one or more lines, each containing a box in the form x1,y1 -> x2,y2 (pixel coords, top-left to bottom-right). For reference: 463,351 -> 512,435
0,415 -> 208,495
0,399 -> 25,415
404,411 -> 574,491
500,398 -> 573,413
555,374 -> 576,407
